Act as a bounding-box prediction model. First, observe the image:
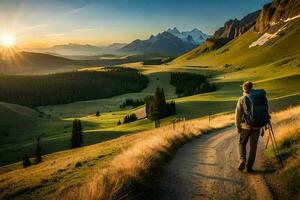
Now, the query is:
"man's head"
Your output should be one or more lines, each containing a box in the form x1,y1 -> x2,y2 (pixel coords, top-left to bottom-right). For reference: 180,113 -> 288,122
241,81 -> 253,92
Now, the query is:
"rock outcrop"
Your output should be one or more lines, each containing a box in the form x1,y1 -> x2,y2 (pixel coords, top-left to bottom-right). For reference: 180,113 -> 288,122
254,0 -> 300,33
214,10 -> 260,40
181,10 -> 260,57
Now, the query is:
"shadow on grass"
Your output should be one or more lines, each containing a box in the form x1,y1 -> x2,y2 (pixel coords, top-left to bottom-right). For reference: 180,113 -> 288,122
83,130 -> 134,146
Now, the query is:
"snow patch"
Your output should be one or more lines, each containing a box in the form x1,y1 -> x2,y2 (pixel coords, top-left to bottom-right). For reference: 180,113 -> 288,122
284,14 -> 300,22
249,26 -> 286,48
252,13 -> 300,47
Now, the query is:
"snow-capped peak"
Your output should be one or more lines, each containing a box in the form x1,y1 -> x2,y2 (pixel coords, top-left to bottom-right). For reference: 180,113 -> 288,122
167,27 -> 210,45
167,27 -> 181,35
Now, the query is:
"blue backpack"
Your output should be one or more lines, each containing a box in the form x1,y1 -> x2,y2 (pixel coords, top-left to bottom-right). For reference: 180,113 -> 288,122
244,89 -> 269,128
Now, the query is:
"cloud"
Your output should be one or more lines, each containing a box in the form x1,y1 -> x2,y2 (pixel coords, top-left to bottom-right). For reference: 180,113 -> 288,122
59,5 -> 92,17
73,28 -> 102,32
45,33 -> 65,37
24,24 -> 48,30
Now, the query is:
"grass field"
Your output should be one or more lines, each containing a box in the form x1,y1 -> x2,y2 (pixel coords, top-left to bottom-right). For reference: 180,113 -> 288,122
0,15 -> 300,189
0,113 -> 234,200
1,53 -> 300,167
263,106 -> 300,199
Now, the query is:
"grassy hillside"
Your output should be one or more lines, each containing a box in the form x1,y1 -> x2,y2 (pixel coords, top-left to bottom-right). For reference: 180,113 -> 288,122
174,18 -> 300,70
2,57 -> 300,166
264,106 -> 300,199
0,113 -> 233,200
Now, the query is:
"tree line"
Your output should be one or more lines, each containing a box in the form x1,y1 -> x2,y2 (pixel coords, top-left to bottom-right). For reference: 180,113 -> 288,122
170,72 -> 216,97
123,113 -> 138,124
145,87 -> 176,128
120,98 -> 145,108
0,67 -> 148,107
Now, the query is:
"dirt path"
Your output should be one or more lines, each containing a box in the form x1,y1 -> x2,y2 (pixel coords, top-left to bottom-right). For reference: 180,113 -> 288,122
139,127 -> 273,200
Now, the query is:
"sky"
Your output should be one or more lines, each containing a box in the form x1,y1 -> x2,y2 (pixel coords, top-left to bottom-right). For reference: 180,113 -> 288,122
0,0 -> 270,48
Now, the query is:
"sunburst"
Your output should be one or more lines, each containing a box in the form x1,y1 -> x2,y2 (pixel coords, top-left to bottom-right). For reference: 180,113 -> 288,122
1,33 -> 15,48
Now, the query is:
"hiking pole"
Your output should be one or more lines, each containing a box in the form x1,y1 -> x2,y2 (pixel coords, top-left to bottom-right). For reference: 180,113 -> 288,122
268,121 -> 284,167
265,133 -> 270,149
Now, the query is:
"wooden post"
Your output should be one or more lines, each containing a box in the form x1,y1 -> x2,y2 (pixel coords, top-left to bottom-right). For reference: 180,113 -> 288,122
173,119 -> 176,131
183,117 -> 186,133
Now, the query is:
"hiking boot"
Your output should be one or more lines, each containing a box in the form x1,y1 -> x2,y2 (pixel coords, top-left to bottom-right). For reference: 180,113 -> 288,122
238,160 -> 246,171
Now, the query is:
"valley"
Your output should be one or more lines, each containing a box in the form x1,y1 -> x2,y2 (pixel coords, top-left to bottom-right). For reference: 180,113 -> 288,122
0,0 -> 300,199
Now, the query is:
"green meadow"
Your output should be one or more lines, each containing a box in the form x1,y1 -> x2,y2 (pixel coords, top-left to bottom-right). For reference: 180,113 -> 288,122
1,18 -> 300,168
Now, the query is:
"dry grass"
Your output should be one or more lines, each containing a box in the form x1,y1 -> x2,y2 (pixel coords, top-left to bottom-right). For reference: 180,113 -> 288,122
270,105 -> 300,140
264,105 -> 300,199
57,114 -> 234,200
0,114 -> 233,200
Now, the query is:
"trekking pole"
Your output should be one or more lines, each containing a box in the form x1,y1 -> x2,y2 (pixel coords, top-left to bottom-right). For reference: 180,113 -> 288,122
268,121 -> 284,167
269,122 -> 283,165
265,133 -> 270,149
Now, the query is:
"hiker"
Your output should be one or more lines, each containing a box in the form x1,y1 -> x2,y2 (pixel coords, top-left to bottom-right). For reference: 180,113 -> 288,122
235,81 -> 269,172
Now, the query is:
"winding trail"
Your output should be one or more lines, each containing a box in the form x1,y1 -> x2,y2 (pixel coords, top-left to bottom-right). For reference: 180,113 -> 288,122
140,127 -> 273,200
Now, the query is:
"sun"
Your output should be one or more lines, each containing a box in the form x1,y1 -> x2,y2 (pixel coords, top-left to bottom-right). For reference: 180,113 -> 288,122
1,33 -> 15,48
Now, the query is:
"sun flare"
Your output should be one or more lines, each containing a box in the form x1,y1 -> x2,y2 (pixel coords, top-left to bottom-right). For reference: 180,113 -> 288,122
1,33 -> 15,48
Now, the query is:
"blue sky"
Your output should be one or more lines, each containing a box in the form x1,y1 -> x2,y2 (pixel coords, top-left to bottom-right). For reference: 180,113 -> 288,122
0,0 -> 270,48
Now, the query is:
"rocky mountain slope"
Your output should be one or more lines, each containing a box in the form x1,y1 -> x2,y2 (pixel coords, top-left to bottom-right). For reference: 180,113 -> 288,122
255,0 -> 300,33
177,10 -> 260,59
214,10 -> 260,40
175,0 -> 300,62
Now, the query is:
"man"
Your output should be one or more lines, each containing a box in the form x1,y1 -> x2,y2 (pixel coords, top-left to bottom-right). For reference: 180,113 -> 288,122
235,81 -> 261,172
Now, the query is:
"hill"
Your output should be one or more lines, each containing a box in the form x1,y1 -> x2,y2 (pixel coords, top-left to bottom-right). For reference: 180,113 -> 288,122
174,10 -> 260,58
33,43 -> 126,56
0,51 -> 78,74
0,51 -> 169,74
174,0 -> 300,68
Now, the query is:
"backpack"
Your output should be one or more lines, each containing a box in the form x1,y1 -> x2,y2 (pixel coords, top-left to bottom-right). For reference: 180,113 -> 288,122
244,89 -> 269,128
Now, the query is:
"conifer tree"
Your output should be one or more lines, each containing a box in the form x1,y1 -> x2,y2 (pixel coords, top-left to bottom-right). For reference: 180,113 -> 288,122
96,110 -> 100,116
35,137 -> 42,164
117,120 -> 122,125
23,154 -> 31,168
146,87 -> 176,126
71,119 -> 83,148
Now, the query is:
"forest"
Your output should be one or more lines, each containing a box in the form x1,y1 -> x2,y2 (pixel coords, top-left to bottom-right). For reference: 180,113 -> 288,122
170,72 -> 216,97
0,67 -> 148,107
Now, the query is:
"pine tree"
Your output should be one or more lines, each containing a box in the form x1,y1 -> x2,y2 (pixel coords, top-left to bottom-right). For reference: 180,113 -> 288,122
159,88 -> 167,118
96,110 -> 100,116
78,120 -> 83,145
145,87 -> 176,127
71,119 -> 83,148
117,120 -> 122,125
23,154 -> 31,168
35,137 -> 42,164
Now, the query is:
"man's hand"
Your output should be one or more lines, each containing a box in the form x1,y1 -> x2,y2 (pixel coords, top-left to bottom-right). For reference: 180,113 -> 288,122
237,127 -> 242,134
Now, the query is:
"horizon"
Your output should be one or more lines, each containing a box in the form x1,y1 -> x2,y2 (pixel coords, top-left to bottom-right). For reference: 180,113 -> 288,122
0,0 -> 270,49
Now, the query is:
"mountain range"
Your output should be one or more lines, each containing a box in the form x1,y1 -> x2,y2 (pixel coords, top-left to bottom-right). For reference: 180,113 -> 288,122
166,28 -> 210,45
175,0 -> 300,64
179,10 -> 261,59
119,28 -> 210,56
32,43 -> 126,56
